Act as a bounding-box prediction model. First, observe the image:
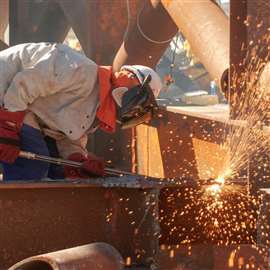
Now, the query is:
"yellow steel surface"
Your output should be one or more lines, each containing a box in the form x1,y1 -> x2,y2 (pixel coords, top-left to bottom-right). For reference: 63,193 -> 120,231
192,138 -> 229,180
136,124 -> 164,178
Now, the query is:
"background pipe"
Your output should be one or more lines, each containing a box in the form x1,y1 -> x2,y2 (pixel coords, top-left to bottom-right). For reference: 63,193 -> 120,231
9,242 -> 124,270
161,0 -> 229,90
112,0 -> 178,71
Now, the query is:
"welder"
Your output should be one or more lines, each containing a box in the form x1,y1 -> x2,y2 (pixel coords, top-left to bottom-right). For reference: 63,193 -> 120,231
0,42 -> 162,181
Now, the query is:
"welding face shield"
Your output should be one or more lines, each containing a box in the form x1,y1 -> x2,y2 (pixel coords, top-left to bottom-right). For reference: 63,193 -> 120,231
116,75 -> 158,129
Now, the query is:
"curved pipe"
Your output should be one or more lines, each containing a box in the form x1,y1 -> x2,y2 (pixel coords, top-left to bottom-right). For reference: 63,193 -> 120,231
9,243 -> 124,270
161,0 -> 229,89
113,0 -> 178,71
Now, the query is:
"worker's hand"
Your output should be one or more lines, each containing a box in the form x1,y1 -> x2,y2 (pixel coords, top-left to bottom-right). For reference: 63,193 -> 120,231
0,109 -> 25,163
64,152 -> 105,179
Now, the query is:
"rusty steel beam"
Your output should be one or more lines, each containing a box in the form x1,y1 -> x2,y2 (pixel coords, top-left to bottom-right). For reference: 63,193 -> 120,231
230,0 -> 270,193
9,243 -> 124,270
135,107 -> 229,180
0,177 -> 160,268
112,0 -> 178,71
158,244 -> 268,269
93,106 -> 229,180
9,0 -> 134,64
161,0 -> 229,90
257,189 -> 270,247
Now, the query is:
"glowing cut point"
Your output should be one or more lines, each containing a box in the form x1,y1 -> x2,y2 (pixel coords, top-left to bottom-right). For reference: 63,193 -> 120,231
206,184 -> 222,194
215,176 -> 225,185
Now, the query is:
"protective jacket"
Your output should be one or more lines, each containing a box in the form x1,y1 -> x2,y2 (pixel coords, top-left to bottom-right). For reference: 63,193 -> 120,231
0,42 -> 102,157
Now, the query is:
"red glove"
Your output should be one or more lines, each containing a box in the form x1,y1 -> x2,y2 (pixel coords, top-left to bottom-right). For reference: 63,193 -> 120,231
64,152 -> 105,179
0,108 -> 25,163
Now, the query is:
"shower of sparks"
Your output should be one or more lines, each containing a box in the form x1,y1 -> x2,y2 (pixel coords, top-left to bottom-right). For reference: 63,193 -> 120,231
216,34 -> 270,184
194,34 -> 270,244
160,186 -> 261,246
159,29 -> 270,250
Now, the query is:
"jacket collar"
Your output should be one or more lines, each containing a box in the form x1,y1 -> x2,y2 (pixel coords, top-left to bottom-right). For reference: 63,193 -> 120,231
96,66 -> 117,133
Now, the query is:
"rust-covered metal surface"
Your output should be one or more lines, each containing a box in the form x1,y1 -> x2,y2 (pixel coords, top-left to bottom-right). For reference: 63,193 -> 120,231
0,177 -> 161,268
94,107 -> 228,180
157,244 -> 268,270
230,0 -> 270,119
8,0 -> 142,64
135,107 -> 228,180
257,189 -> 270,248
9,243 -> 124,270
161,0 -> 229,89
230,0 -> 270,192
112,0 -> 177,71
57,0 -> 140,63
9,0 -> 70,45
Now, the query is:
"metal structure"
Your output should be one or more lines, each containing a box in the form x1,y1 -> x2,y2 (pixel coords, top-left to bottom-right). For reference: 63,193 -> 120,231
8,0 -> 138,64
9,243 -> 124,270
0,177 -> 162,268
0,0 -> 270,268
230,0 -> 270,192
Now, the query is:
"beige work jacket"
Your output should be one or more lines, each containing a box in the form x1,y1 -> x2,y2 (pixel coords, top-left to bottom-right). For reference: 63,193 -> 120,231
0,42 -> 100,157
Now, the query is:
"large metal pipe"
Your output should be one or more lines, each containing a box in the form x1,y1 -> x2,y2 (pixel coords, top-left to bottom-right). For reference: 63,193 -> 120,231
57,0 -> 132,64
161,0 -> 229,89
9,0 -> 70,45
9,243 -> 124,270
112,0 -> 178,71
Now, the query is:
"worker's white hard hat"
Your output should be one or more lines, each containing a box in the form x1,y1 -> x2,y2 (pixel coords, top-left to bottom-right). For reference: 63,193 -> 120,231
120,65 -> 162,98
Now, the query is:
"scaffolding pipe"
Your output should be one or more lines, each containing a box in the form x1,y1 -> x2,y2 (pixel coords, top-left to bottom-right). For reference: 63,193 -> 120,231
161,0 -> 229,90
8,243 -> 124,270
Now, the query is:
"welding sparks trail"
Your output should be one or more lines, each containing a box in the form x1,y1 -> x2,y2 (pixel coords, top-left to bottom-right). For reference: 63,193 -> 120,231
215,36 -> 270,185
196,34 -> 270,244
160,33 -> 270,247
198,184 -> 260,244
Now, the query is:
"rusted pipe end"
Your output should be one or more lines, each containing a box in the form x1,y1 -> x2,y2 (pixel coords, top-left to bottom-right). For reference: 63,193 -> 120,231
8,242 -> 124,270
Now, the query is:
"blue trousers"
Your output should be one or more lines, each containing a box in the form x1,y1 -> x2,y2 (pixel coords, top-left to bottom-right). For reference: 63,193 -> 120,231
2,124 -> 64,181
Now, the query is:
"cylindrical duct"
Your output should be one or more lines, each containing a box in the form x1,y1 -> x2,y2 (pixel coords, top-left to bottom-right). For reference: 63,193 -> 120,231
112,0 -> 178,71
9,243 -> 124,270
161,0 -> 229,89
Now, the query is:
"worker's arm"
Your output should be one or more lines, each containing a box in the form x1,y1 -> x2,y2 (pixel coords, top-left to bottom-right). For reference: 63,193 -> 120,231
3,46 -> 97,111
